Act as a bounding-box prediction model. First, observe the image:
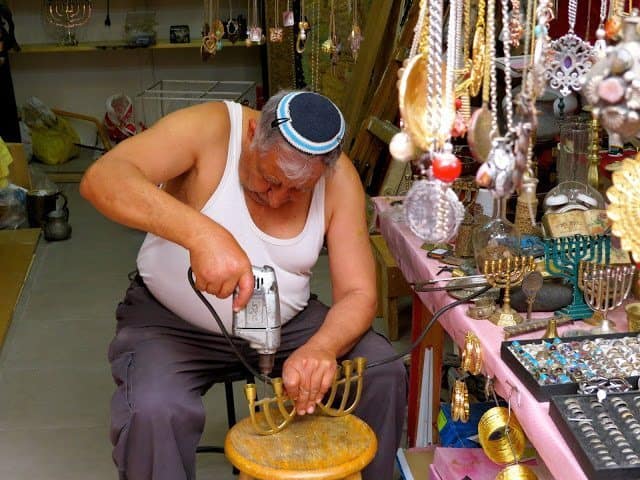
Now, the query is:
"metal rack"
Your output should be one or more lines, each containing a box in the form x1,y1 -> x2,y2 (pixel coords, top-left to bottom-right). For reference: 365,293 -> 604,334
136,80 -> 256,127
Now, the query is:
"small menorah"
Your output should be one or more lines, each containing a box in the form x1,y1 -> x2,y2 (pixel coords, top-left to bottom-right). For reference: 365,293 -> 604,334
244,357 -> 366,435
44,0 -> 92,46
544,235 -> 611,320
578,262 -> 635,333
483,256 -> 536,327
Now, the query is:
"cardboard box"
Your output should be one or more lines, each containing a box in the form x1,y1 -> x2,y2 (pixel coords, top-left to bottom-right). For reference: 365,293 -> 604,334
396,447 -> 436,480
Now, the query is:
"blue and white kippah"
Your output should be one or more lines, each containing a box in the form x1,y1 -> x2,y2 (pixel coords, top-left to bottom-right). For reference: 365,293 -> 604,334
272,91 -> 345,155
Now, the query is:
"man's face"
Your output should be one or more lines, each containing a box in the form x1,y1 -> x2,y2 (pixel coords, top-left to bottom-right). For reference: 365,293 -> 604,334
242,147 -> 325,209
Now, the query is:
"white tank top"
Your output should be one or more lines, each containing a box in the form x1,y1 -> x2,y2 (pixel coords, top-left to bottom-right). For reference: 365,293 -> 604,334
136,101 -> 326,333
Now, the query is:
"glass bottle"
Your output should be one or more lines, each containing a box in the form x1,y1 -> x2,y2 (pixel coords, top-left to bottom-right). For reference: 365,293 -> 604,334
473,197 -> 521,273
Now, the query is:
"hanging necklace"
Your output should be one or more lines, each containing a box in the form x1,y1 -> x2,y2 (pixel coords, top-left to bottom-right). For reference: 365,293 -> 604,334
296,0 -> 309,53
349,0 -> 363,61
546,0 -> 593,96
594,0 -> 608,57
311,0 -> 320,90
201,0 -> 217,59
283,0 -> 294,27
404,0 -> 465,243
227,0 -> 239,44
322,0 -> 336,54
468,0 -> 493,162
475,0 -> 519,198
270,0 -> 283,42
248,0 -> 262,43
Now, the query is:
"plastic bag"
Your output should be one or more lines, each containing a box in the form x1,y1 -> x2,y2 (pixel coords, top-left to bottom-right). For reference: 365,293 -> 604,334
0,185 -> 27,229
104,93 -> 137,143
22,97 -> 80,165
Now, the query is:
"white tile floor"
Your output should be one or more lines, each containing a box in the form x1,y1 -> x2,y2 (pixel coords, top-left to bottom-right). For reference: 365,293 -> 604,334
0,184 -> 412,480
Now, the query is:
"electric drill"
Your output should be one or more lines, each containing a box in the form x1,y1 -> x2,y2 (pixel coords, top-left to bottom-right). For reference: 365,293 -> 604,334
232,265 -> 281,375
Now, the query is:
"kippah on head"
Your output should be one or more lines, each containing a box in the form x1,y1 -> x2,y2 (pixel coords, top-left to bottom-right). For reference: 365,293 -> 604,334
273,91 -> 345,155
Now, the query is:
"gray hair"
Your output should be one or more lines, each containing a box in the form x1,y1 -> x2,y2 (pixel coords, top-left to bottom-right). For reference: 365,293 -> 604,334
252,90 -> 344,183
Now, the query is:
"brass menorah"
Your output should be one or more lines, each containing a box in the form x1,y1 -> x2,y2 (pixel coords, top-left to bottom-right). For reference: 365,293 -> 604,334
45,0 -> 92,46
244,357 -> 366,435
483,256 -> 535,327
578,262 -> 635,333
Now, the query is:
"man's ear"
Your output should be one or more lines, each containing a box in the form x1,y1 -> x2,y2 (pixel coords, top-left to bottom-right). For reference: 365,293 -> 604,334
247,118 -> 258,142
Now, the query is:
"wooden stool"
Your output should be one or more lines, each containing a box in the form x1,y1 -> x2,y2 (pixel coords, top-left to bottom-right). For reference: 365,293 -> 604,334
370,234 -> 412,341
224,412 -> 377,480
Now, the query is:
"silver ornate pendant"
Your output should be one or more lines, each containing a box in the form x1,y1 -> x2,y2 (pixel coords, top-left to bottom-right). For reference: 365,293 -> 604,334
404,179 -> 465,243
546,33 -> 593,97
475,137 -> 518,197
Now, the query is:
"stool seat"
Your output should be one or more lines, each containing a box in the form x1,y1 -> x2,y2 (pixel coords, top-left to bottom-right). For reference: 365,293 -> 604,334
224,412 -> 377,480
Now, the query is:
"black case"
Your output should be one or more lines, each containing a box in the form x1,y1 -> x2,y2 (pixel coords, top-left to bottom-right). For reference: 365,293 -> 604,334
549,392 -> 640,480
500,332 -> 640,402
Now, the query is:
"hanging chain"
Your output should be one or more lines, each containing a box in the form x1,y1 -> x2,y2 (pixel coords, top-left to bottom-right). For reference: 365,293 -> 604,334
502,0 -> 513,133
410,0 -> 428,57
568,0 -> 577,32
427,0 -> 444,150
488,0 -> 499,138
440,0 -> 461,142
600,0 -> 608,23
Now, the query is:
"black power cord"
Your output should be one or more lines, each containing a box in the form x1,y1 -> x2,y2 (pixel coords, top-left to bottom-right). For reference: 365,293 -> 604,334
188,268 -> 491,374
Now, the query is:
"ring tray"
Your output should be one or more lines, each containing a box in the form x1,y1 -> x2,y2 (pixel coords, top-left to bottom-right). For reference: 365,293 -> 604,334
500,332 -> 640,402
550,392 -> 640,480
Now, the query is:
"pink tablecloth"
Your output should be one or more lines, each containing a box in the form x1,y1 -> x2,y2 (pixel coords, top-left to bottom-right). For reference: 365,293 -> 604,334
373,196 -> 629,480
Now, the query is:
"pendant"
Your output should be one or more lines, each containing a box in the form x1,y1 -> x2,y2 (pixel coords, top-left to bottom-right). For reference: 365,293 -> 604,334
476,137 -> 517,197
467,106 -> 493,162
321,37 -> 335,54
404,179 -> 465,243
269,27 -> 283,43
202,32 -> 217,55
249,26 -> 262,43
283,10 -> 295,27
545,32 -> 593,97
349,25 -> 363,61
227,19 -> 240,44
212,20 -> 225,40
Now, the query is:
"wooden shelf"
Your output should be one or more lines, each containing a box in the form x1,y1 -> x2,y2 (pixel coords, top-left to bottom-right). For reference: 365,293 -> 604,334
11,39 -> 254,54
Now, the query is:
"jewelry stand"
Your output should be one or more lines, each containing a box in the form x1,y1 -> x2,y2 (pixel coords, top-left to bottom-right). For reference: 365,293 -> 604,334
578,262 -> 635,333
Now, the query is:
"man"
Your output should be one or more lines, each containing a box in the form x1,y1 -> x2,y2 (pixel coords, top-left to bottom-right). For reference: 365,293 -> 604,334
80,90 -> 407,480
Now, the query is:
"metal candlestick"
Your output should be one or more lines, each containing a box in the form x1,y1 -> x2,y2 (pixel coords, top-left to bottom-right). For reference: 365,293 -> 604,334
544,235 -> 611,320
244,357 -> 366,435
44,0 -> 92,46
578,262 -> 635,333
483,256 -> 536,327
587,118 -> 601,191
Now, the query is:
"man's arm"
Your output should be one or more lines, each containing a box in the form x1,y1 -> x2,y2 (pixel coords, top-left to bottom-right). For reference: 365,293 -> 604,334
283,154 -> 377,414
80,102 -> 254,307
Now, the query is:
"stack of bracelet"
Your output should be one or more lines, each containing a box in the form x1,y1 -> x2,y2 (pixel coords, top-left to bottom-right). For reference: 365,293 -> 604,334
507,335 -> 640,386
550,393 -> 640,477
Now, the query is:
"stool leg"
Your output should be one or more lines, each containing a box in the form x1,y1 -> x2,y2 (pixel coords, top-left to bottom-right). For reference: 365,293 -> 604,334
224,380 -> 241,475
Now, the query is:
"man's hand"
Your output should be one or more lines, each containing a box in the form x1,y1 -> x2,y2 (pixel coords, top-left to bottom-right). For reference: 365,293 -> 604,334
188,225 -> 254,311
283,345 -> 337,415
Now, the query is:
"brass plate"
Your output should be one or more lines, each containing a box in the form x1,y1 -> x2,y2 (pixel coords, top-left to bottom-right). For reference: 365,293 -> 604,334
398,53 -> 436,151
467,106 -> 493,162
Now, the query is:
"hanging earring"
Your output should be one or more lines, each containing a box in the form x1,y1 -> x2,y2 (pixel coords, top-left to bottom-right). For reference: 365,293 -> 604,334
226,0 -> 240,44
296,0 -> 309,53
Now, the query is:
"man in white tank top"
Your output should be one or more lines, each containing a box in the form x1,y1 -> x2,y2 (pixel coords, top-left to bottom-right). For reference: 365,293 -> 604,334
81,91 -> 407,480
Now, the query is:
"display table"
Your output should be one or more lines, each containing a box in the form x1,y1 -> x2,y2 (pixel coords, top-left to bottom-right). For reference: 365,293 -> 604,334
373,197 -> 630,480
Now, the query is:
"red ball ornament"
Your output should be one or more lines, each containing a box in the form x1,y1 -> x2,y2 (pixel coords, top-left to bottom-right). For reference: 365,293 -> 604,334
432,151 -> 462,182
455,97 -> 463,110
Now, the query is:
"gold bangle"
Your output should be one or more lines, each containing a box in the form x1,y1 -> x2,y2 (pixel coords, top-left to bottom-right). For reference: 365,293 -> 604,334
462,332 -> 483,375
451,379 -> 469,423
495,463 -> 538,480
478,407 -> 526,464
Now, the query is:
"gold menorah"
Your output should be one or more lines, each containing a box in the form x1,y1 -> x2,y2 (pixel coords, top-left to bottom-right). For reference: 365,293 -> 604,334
45,0 -> 92,46
578,261 -> 635,333
244,357 -> 366,435
483,256 -> 535,327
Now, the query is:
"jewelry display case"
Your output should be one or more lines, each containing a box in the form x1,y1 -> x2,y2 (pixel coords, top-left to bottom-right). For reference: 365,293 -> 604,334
550,392 -> 640,480
501,332 -> 640,402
